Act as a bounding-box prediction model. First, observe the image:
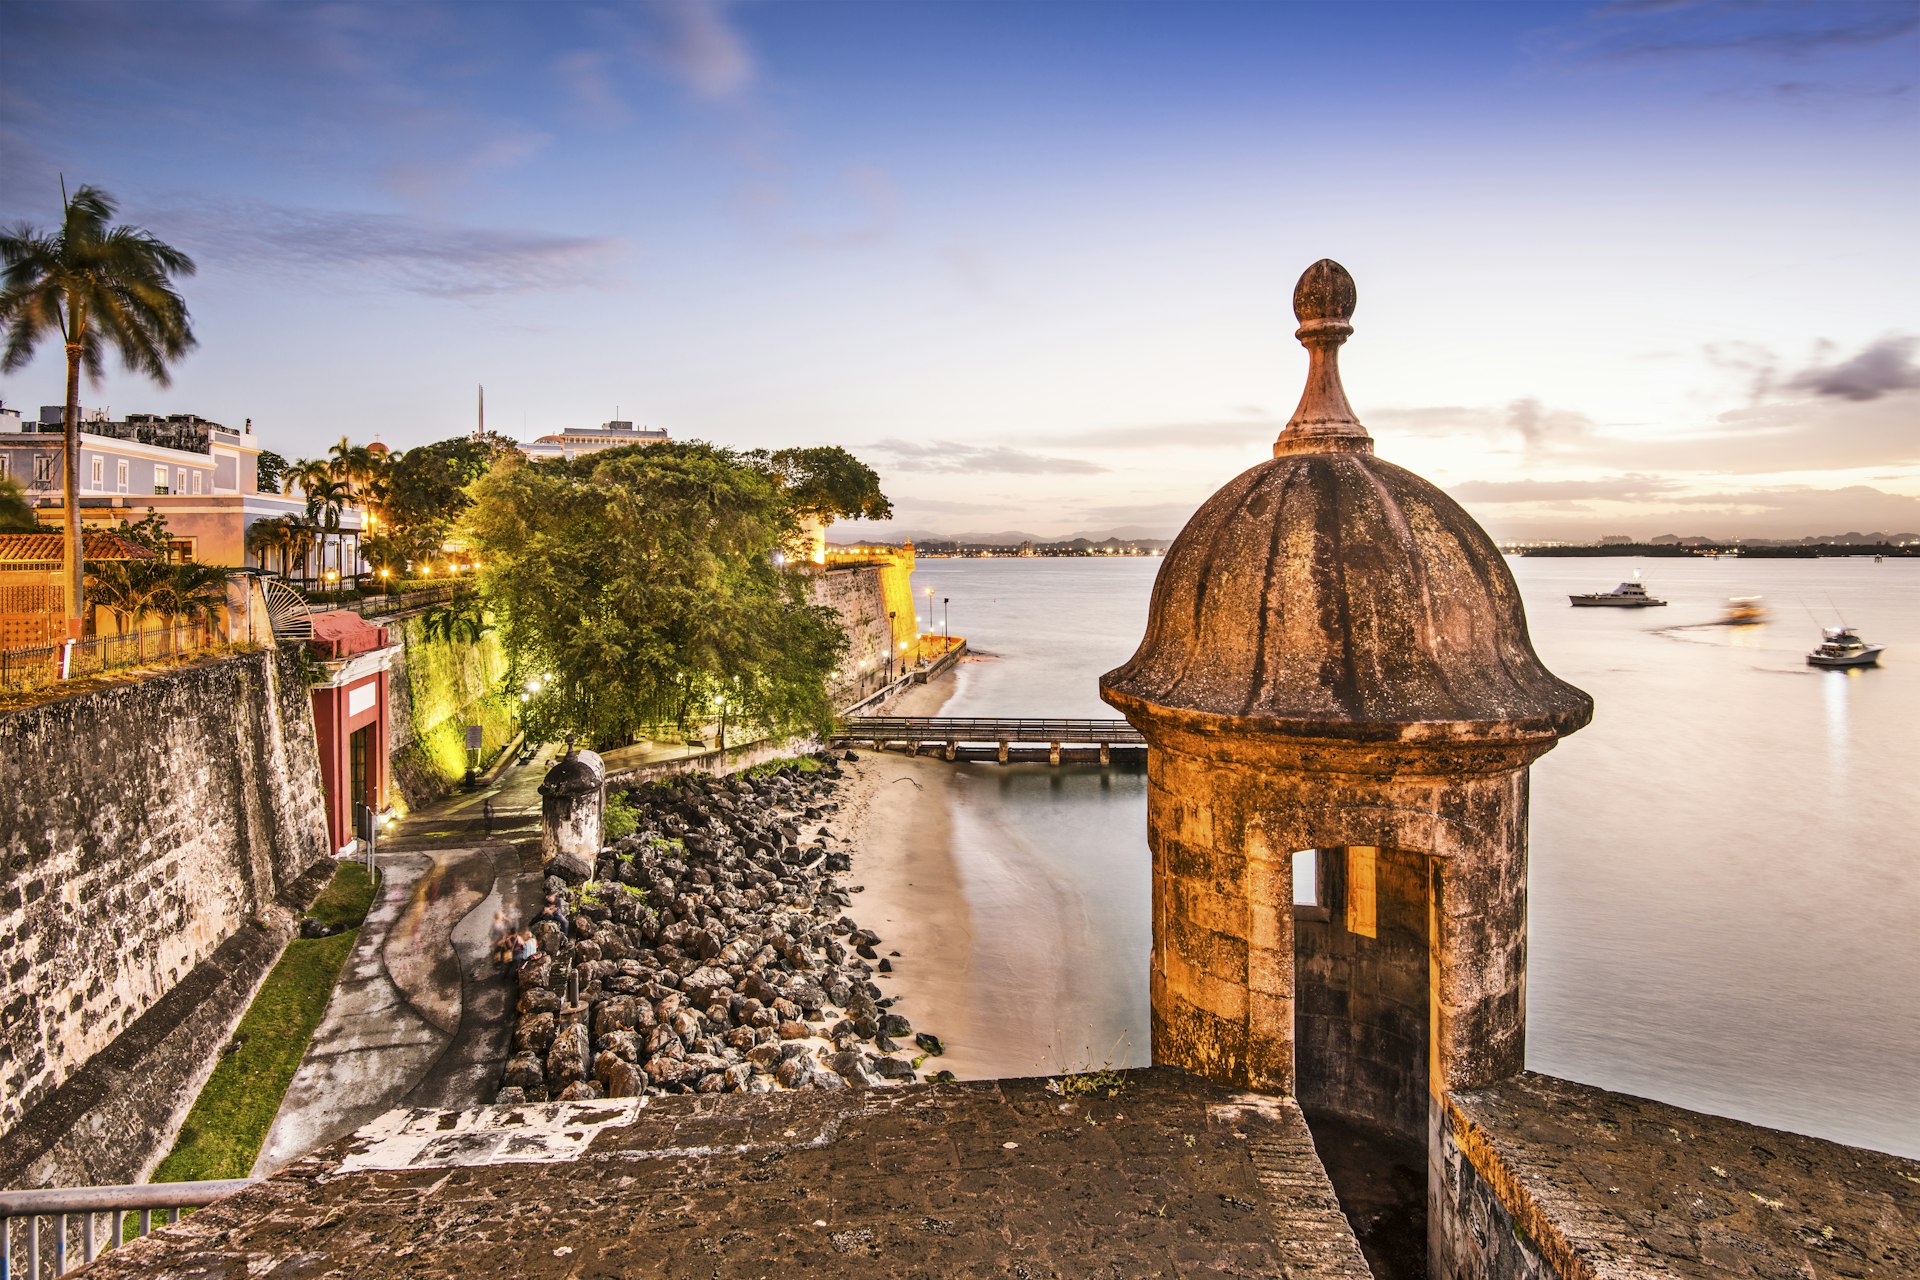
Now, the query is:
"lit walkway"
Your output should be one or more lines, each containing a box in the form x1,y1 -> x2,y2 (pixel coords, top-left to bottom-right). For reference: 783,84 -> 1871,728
251,750 -> 552,1174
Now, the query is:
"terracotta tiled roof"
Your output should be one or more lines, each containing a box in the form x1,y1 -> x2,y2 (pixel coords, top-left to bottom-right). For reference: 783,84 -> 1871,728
0,532 -> 161,564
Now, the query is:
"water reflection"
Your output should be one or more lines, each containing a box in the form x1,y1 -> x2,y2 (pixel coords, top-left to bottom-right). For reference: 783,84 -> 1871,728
1823,667 -> 1854,775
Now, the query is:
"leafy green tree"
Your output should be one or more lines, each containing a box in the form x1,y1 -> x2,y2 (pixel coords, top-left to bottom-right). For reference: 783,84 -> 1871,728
254,449 -> 289,493
382,432 -> 518,563
464,442 -> 850,749
0,475 -> 39,531
0,184 -> 196,640
766,445 -> 894,524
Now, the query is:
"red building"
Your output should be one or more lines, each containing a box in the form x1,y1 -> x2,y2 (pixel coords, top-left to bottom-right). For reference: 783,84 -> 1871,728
307,610 -> 398,854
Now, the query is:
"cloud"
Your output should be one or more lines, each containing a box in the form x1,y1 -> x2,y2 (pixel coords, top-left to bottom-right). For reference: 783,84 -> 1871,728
1505,397 -> 1596,449
1581,0 -> 1920,60
1447,475 -> 1683,503
158,201 -> 627,299
1466,482 -> 1920,541
869,439 -> 1109,475
1030,420 -> 1277,451
1784,335 -> 1920,401
1367,399 -> 1594,451
644,0 -> 754,100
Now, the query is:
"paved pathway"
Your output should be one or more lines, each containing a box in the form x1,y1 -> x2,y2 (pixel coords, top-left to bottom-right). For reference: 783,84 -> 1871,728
253,749 -> 553,1174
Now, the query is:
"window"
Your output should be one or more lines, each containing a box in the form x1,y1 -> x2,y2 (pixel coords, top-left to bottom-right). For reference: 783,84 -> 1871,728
117,460 -> 129,493
34,455 -> 55,484
0,453 -> 9,480
154,463 -> 169,494
192,471 -> 202,494
89,456 -> 104,490
175,468 -> 186,493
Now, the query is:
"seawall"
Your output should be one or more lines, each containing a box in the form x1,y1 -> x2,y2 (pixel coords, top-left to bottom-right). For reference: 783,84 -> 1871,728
0,648 -> 332,1183
807,554 -> 918,706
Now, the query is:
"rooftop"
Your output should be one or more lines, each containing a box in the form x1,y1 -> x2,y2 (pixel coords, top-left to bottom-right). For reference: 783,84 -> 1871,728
0,532 -> 159,565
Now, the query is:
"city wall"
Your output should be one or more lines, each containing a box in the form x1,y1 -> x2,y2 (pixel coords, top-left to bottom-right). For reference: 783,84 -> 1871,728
1434,1072 -> 1920,1278
0,648 -> 332,1182
810,551 -> 918,707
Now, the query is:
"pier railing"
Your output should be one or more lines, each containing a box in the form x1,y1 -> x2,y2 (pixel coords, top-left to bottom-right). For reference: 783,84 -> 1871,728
0,1179 -> 253,1277
835,716 -> 1144,764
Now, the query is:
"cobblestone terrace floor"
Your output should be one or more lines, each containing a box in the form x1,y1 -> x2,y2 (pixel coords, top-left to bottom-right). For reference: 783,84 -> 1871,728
1450,1072 -> 1920,1279
93,1069 -> 1373,1279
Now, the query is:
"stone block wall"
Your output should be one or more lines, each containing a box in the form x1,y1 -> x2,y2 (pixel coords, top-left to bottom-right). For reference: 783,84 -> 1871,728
0,648 -> 331,1136
805,559 -> 916,706
1435,1072 -> 1920,1279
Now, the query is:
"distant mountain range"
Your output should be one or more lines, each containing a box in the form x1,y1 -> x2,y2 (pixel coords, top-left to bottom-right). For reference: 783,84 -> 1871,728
1643,531 -> 1918,546
837,528 -> 1915,550
834,528 -> 1172,547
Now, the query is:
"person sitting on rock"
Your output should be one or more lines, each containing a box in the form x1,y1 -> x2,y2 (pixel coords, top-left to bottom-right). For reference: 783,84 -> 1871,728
536,893 -> 571,937
513,929 -> 540,969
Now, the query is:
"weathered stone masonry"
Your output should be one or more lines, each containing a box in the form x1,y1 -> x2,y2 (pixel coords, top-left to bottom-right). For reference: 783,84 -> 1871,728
0,648 -> 331,1141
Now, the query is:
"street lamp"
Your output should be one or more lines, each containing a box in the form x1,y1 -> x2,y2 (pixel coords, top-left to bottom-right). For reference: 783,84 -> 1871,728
943,596 -> 949,644
887,611 -> 896,683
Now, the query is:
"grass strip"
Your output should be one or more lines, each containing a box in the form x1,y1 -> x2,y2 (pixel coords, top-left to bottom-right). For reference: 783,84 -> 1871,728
151,862 -> 377,1183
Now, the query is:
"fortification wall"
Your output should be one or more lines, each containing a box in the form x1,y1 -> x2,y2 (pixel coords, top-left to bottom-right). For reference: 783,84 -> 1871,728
386,615 -> 513,810
0,648 -> 331,1142
806,556 -> 916,707
1434,1072 -> 1920,1279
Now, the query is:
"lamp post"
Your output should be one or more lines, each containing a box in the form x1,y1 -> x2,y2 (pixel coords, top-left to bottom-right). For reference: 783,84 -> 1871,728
943,596 -> 949,646
887,611 -> 895,684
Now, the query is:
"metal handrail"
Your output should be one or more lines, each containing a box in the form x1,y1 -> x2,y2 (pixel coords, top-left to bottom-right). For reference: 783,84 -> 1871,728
838,716 -> 1145,744
0,1179 -> 252,1278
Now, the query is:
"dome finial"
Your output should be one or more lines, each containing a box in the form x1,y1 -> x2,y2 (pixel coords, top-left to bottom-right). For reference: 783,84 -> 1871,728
1274,259 -> 1372,457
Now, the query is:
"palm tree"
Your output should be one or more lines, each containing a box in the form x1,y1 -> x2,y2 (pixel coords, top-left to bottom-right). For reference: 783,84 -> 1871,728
87,557 -> 173,660
156,562 -> 231,651
0,184 -> 196,640
281,459 -> 340,583
246,517 -> 287,575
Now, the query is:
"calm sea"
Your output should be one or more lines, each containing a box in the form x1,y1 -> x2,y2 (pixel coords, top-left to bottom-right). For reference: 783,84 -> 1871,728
906,553 -> 1920,1158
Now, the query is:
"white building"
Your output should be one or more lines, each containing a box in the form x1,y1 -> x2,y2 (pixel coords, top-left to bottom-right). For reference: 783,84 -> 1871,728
521,420 -> 669,462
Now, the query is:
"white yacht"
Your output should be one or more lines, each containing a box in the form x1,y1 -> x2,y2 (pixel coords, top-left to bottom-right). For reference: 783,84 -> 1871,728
1569,579 -> 1667,608
1806,627 -> 1884,669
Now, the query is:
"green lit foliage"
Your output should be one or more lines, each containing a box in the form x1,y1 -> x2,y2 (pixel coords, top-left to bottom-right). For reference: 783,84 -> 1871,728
760,445 -> 893,524
465,442 -> 852,749
605,790 -> 639,840
388,609 -> 512,804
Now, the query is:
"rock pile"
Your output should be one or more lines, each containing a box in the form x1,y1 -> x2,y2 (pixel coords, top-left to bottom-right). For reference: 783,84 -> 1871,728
497,753 -> 939,1102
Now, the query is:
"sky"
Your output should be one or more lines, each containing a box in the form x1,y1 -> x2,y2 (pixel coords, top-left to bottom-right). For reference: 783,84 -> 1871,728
2,0 -> 1915,542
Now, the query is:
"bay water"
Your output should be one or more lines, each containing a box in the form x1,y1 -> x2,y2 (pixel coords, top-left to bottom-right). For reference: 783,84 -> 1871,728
904,554 -> 1920,1158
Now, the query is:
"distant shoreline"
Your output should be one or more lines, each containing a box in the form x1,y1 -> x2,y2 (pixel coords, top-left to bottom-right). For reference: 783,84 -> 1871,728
1510,542 -> 1912,558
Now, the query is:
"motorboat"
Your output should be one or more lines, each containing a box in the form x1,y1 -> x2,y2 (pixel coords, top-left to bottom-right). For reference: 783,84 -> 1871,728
1807,627 -> 1884,669
1570,580 -> 1667,607
1721,596 -> 1767,625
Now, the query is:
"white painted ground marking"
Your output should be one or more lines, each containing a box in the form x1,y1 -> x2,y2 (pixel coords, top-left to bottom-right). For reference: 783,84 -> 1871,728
336,1099 -> 646,1171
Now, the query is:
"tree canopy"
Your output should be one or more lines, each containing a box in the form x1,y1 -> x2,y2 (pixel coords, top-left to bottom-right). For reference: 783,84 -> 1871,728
758,445 -> 893,525
464,442 -> 853,749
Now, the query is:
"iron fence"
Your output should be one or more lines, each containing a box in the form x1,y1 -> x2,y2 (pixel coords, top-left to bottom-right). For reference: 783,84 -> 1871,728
0,627 -> 219,690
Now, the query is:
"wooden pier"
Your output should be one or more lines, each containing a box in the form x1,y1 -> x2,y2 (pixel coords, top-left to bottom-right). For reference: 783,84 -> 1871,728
833,716 -> 1146,765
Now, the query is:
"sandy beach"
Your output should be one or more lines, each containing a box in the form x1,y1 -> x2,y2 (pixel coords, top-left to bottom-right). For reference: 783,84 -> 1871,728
828,662 -> 1150,1081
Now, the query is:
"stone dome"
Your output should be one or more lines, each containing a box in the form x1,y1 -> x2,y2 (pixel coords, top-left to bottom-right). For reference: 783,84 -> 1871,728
539,747 -> 606,798
1100,260 -> 1591,745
